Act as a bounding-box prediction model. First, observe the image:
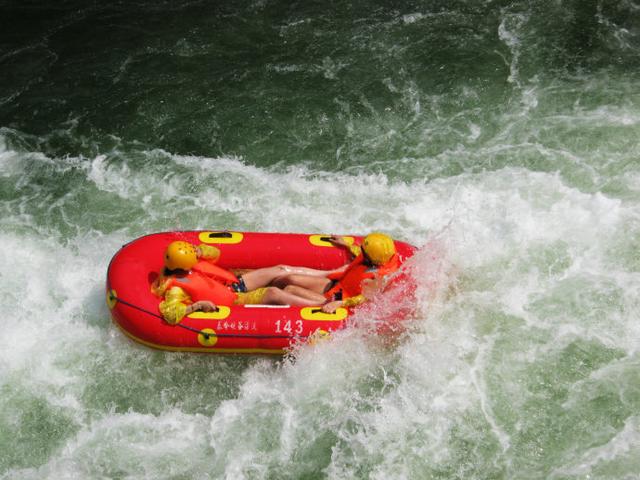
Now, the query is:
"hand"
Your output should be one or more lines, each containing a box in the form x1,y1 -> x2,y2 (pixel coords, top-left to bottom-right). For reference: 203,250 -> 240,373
361,277 -> 383,297
188,301 -> 218,314
196,301 -> 218,312
327,235 -> 348,247
321,300 -> 343,314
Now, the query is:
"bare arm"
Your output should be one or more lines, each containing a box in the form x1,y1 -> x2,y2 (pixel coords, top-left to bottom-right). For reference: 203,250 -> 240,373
327,235 -> 361,258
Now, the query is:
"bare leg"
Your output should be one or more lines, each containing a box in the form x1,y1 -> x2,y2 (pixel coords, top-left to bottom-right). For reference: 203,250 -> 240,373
261,286 -> 324,306
241,265 -> 332,291
284,285 -> 327,303
272,273 -> 332,293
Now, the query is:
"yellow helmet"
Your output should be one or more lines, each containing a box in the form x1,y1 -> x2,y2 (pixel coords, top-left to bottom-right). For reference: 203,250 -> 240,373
164,241 -> 198,270
362,232 -> 396,265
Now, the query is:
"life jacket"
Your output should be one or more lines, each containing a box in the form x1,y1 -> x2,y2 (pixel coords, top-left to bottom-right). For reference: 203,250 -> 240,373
324,253 -> 400,300
166,260 -> 239,306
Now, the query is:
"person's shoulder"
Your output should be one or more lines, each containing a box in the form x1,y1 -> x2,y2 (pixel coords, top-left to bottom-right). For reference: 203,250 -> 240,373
198,244 -> 221,261
348,244 -> 362,257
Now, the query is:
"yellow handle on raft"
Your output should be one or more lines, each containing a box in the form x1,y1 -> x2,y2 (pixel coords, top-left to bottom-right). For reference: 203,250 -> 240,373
300,307 -> 348,321
197,328 -> 218,347
308,234 -> 355,247
187,306 -> 232,320
106,289 -> 118,309
199,231 -> 244,244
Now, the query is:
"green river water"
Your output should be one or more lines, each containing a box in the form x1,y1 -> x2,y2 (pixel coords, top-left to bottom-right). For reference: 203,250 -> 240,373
1,1 -> 640,478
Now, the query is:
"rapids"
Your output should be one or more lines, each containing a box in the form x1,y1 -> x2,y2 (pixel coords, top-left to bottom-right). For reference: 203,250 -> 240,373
1,1 -> 639,478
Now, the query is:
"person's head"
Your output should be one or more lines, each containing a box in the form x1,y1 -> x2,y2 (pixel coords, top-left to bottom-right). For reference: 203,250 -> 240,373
164,241 -> 198,271
361,232 -> 396,265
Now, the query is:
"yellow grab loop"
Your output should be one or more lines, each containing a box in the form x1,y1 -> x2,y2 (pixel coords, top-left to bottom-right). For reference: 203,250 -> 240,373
106,289 -> 118,309
300,307 -> 348,321
199,231 -> 244,245
197,328 -> 218,347
309,234 -> 355,248
188,306 -> 231,320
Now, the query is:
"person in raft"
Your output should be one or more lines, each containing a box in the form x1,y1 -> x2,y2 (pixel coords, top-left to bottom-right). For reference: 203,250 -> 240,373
151,241 -> 331,325
274,232 -> 399,314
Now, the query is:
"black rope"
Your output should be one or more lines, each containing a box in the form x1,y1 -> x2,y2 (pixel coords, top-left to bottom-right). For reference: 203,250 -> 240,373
108,292 -> 312,340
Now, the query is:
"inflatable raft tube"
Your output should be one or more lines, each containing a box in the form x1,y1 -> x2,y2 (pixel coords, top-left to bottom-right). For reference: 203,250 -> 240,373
106,231 -> 417,354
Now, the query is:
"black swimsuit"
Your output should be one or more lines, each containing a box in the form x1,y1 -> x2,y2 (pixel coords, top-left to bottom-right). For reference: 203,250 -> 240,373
230,276 -> 247,293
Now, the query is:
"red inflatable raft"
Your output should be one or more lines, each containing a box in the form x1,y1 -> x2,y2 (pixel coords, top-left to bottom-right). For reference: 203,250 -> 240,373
106,231 -> 417,354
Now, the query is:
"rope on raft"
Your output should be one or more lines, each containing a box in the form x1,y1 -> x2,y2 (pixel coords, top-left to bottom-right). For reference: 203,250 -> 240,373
108,291 -> 313,340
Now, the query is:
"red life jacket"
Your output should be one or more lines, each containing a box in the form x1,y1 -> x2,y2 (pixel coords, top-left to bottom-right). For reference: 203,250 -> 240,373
166,260 -> 239,306
324,253 -> 400,300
